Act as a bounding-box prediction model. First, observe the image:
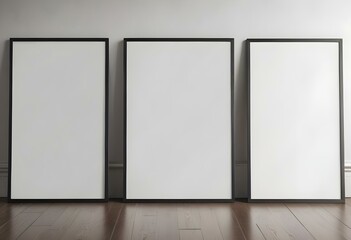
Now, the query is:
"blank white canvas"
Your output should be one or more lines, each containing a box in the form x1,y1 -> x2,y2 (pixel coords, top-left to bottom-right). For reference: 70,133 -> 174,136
11,41 -> 106,199
250,42 -> 341,199
126,41 -> 232,199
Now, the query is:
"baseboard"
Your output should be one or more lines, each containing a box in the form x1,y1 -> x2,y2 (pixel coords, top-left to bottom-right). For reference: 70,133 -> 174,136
0,162 -> 350,198
345,163 -> 351,197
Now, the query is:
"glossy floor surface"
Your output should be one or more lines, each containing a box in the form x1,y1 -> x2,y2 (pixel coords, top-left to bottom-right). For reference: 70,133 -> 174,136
0,199 -> 351,239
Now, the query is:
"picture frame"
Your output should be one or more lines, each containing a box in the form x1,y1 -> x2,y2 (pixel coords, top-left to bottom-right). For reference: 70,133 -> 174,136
9,38 -> 109,202
247,39 -> 344,203
124,38 -> 234,202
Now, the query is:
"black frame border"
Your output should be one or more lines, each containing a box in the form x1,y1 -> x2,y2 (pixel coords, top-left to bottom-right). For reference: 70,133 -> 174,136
247,38 -> 345,203
124,38 -> 235,203
8,38 -> 109,203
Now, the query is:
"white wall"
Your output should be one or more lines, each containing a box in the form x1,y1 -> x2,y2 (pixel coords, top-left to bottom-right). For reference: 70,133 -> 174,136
0,0 -> 350,198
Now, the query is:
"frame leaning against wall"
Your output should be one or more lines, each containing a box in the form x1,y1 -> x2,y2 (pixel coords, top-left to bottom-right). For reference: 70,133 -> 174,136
8,38 -> 109,202
124,38 -> 235,202
246,39 -> 345,203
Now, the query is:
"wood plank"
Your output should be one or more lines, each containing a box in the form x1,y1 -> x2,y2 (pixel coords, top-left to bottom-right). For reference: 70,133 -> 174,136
59,203 -> 106,239
322,199 -> 351,228
177,204 -> 201,229
131,204 -> 158,240
0,203 -> 28,228
32,204 -> 66,226
231,202 -> 266,240
240,203 -> 314,240
140,203 -> 158,216
24,204 -> 82,240
111,204 -> 138,240
19,202 -> 123,240
156,204 -> 179,240
84,201 -> 123,240
179,230 -> 203,240
24,204 -> 50,213
17,226 -> 54,240
17,204 -> 68,239
197,205 -> 223,240
322,202 -> 351,229
0,212 -> 41,239
287,203 -> 351,240
212,204 -> 246,240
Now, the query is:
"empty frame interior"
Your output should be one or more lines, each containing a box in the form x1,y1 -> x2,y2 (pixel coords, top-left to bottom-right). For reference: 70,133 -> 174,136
125,39 -> 233,200
249,39 -> 343,201
10,39 -> 107,200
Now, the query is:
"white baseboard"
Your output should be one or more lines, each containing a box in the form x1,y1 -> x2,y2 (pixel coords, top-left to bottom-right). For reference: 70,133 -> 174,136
345,163 -> 351,197
0,162 -> 350,198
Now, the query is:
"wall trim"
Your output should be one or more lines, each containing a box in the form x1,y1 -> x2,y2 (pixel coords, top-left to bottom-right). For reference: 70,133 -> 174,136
0,162 -> 350,198
0,161 -> 349,170
0,162 -> 349,169
109,163 -> 123,168
0,163 -> 7,173
345,163 -> 351,172
0,162 -> 124,170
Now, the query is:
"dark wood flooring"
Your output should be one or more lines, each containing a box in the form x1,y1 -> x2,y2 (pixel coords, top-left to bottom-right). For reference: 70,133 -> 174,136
0,199 -> 351,239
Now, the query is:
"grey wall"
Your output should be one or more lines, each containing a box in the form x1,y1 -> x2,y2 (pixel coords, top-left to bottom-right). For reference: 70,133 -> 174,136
0,0 -> 350,198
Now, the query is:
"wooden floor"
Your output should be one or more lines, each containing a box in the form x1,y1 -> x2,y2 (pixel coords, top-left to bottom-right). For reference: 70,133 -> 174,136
1,199 -> 351,240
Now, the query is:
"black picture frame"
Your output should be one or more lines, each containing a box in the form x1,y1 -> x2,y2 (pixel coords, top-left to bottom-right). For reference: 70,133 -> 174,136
8,38 -> 109,202
124,38 -> 235,202
247,38 -> 344,203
